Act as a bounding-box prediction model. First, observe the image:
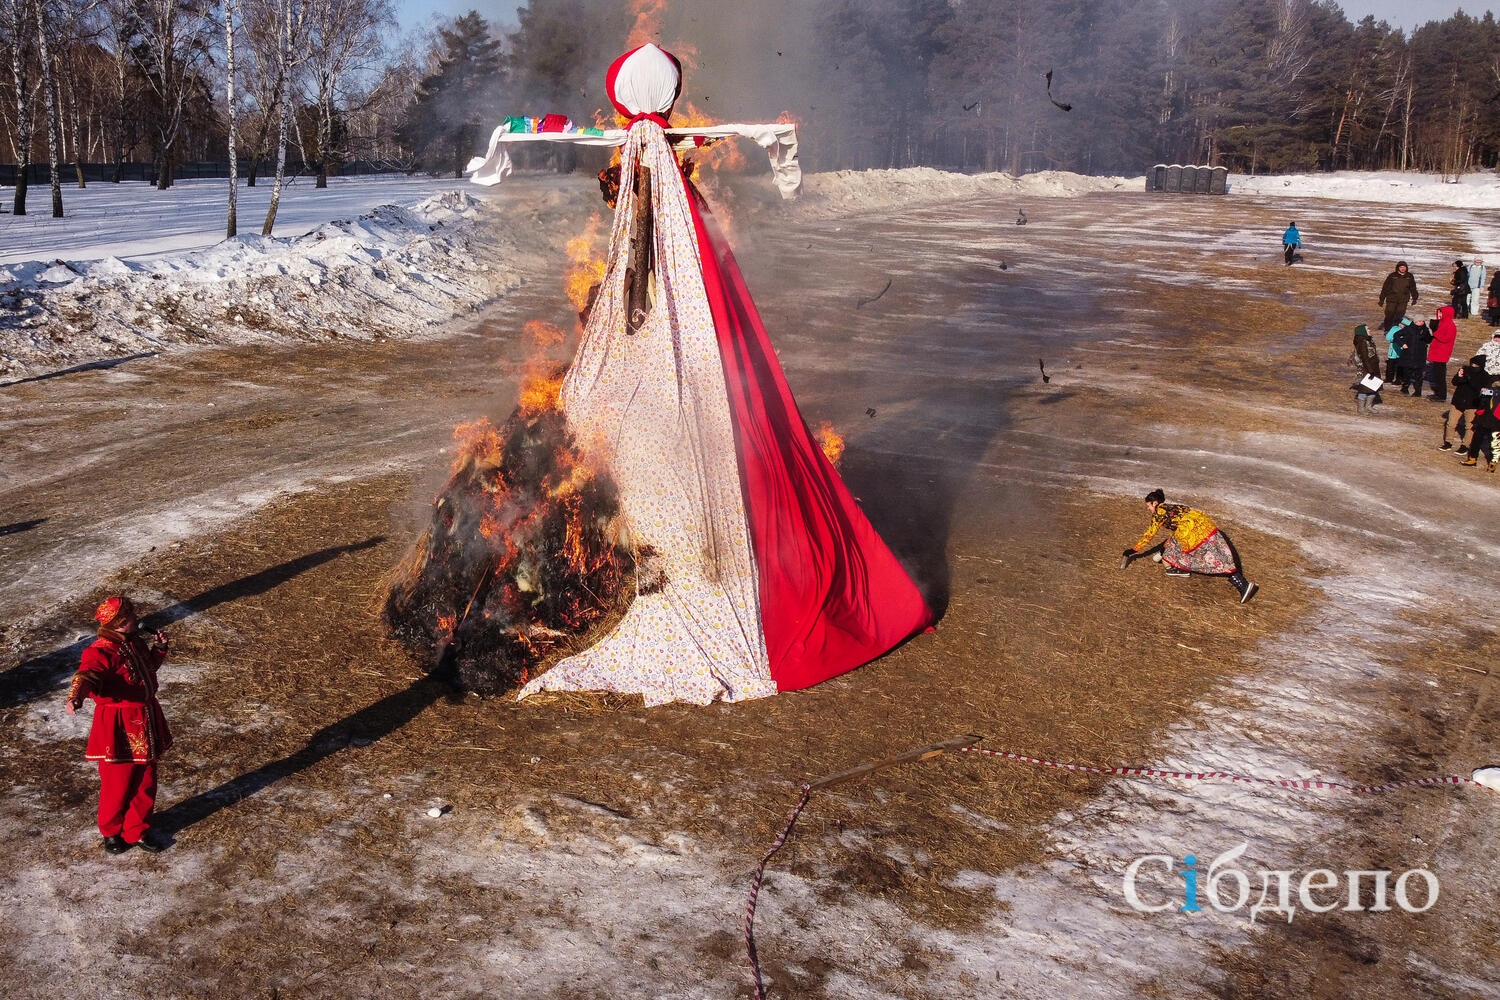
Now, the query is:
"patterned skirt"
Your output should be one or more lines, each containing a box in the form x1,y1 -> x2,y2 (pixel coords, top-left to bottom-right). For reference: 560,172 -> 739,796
1163,530 -> 1238,575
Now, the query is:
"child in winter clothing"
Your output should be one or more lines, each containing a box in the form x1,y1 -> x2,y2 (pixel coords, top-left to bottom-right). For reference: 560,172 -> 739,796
1462,396 -> 1500,471
66,595 -> 173,854
1385,319 -> 1410,386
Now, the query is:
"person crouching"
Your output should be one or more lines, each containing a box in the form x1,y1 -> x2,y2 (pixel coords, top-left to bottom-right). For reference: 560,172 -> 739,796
1122,489 -> 1258,603
65,595 -> 173,854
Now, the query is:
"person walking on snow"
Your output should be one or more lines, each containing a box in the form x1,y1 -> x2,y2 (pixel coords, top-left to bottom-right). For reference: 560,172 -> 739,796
1282,222 -> 1301,265
66,595 -> 172,854
1468,257 -> 1486,318
1122,489 -> 1257,604
1379,261 -> 1418,331
1451,260 -> 1471,319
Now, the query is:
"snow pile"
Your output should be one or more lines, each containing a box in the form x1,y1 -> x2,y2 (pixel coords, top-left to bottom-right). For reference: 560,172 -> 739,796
793,167 -> 1141,219
1231,169 -> 1500,208
0,189 -> 520,378
0,174 -> 488,266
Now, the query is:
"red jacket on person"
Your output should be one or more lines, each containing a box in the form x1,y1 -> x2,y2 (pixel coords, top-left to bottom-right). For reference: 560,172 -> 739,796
1429,306 -> 1458,363
69,634 -> 172,763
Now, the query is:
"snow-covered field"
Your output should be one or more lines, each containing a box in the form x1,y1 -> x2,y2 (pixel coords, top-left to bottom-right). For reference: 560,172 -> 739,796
1231,168 -> 1500,208
0,180 -> 532,379
0,174 -> 483,265
8,165 -> 1500,380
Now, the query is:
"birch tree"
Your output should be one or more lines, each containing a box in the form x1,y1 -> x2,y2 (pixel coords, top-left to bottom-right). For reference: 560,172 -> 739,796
36,0 -> 65,216
262,0 -> 307,232
223,0 -> 239,234
3,0 -> 36,214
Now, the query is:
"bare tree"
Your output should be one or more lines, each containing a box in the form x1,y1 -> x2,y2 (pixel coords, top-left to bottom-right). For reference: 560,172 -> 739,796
135,0 -> 210,189
303,0 -> 390,188
36,0 -> 65,216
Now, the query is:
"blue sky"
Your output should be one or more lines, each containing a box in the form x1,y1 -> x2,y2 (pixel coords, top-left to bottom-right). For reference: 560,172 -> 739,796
393,1 -> 1496,38
1340,1 -> 1497,31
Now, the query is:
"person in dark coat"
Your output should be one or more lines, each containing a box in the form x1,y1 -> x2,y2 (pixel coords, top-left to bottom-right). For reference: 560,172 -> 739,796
1379,261 -> 1419,330
1486,269 -> 1500,324
1451,260 -> 1471,319
1351,323 -> 1384,414
1442,354 -> 1490,452
1396,319 -> 1426,394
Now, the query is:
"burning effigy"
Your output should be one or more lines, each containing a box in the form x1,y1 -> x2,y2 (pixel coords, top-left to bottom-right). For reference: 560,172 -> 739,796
382,364 -> 636,694
387,43 -> 933,706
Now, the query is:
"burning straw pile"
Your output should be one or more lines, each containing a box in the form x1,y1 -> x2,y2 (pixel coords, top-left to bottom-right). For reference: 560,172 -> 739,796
383,364 -> 634,694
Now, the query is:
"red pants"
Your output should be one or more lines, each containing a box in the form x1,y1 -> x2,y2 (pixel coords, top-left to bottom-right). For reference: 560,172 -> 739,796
97,761 -> 156,842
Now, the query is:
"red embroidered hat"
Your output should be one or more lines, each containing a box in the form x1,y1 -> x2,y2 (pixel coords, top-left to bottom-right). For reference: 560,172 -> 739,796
94,596 -> 123,623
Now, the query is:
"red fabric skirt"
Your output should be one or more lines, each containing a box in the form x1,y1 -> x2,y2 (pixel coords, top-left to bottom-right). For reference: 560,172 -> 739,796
685,191 -> 934,690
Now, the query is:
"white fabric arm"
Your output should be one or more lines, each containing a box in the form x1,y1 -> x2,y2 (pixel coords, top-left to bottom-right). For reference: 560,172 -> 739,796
465,122 -> 801,198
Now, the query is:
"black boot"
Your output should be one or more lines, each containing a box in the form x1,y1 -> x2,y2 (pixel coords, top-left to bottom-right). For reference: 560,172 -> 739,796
1229,571 -> 1258,604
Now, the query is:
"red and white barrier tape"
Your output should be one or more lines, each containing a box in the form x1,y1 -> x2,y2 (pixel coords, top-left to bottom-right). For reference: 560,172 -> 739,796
959,746 -> 1481,794
743,747 -> 1493,996
745,784 -> 811,1000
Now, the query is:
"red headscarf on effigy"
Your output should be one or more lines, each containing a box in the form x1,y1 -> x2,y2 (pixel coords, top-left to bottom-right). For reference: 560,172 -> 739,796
604,43 -> 683,127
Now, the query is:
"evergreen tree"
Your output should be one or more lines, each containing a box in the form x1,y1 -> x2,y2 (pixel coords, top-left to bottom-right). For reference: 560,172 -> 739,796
397,11 -> 504,177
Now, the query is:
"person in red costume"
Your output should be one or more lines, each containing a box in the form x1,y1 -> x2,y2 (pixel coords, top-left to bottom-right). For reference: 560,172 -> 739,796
66,595 -> 173,854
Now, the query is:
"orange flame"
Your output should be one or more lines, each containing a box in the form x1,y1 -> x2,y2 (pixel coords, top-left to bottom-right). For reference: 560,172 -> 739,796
519,368 -> 565,415
524,318 -> 565,351
436,614 -> 456,636
679,101 -> 747,173
564,215 -> 606,315
815,421 -> 846,467
452,417 -> 502,473
625,0 -> 667,47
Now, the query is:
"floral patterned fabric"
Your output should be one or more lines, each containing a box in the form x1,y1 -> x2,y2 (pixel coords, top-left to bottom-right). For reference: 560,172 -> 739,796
1162,530 -> 1239,575
517,120 -> 774,707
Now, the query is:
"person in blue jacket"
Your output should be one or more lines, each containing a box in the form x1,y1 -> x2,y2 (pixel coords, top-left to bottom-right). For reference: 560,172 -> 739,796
1282,222 -> 1301,265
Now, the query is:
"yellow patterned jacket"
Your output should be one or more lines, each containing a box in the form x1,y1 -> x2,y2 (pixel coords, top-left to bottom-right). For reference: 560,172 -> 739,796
1133,504 -> 1218,553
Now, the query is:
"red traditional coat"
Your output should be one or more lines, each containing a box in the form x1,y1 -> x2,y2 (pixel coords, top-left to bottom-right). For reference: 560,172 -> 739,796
69,634 -> 172,763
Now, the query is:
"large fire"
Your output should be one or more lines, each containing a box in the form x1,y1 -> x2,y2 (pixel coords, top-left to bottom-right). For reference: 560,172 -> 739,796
384,373 -> 632,694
